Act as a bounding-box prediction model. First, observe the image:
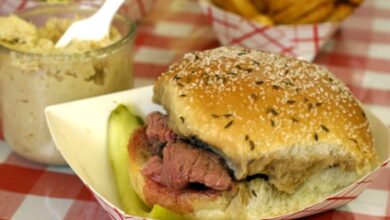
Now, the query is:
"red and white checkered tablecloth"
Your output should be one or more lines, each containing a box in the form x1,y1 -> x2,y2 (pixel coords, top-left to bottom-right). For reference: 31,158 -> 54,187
1,0 -> 390,219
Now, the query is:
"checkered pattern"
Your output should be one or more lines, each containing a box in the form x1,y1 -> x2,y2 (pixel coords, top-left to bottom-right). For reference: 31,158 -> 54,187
1,0 -> 390,219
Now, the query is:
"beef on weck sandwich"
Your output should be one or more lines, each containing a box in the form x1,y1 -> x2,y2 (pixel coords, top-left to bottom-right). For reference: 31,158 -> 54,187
127,47 -> 378,219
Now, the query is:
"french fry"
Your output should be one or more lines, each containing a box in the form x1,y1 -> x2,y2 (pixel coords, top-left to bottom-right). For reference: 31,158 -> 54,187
291,2 -> 334,24
348,0 -> 364,5
227,0 -> 260,18
249,0 -> 267,13
228,0 -> 274,26
252,14 -> 274,26
272,0 -> 335,24
327,3 -> 354,22
209,0 -> 363,25
211,0 -> 239,14
267,0 -> 296,14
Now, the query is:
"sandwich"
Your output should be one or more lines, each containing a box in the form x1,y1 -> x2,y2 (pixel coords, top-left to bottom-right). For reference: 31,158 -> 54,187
126,47 -> 378,219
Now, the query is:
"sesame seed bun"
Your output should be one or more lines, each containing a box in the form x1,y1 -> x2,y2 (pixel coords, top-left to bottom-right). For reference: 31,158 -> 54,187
153,47 -> 377,193
129,47 -> 378,219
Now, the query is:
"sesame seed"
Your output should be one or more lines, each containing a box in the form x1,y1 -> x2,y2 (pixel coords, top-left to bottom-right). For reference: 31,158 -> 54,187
291,117 -> 299,123
350,138 -> 358,144
284,80 -> 294,86
255,80 -> 264,85
173,75 -> 181,81
249,140 -> 255,150
287,100 -> 295,104
224,120 -> 234,129
250,94 -> 258,101
267,108 -> 278,116
251,190 -> 257,197
320,125 -> 329,132
308,103 -> 313,110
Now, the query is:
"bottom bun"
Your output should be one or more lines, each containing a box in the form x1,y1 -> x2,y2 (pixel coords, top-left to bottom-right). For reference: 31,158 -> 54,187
128,127 -> 368,220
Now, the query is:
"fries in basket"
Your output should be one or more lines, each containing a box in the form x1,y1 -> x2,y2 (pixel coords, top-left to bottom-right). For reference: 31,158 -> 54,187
211,0 -> 364,26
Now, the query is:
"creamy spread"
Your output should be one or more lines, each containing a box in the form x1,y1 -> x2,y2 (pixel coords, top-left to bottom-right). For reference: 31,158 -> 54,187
0,15 -> 122,54
0,14 -> 132,164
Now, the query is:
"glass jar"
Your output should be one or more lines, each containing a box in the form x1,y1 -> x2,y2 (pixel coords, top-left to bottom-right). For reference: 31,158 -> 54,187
0,4 -> 136,165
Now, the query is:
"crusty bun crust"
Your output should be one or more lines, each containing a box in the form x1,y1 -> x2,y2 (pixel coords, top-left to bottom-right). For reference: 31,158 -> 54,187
153,47 -> 377,192
128,127 -> 367,220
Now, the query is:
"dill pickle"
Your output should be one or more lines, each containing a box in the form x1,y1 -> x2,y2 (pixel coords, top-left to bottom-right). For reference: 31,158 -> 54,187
108,105 -> 186,220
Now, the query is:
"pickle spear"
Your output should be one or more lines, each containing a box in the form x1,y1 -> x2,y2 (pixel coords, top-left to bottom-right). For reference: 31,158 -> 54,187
108,104 -> 147,215
107,105 -> 186,220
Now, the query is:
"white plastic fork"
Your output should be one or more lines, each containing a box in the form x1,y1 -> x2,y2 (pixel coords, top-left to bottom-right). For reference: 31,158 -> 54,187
55,0 -> 125,48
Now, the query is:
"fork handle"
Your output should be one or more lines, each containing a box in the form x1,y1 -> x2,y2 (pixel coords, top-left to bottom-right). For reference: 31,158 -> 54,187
94,0 -> 125,24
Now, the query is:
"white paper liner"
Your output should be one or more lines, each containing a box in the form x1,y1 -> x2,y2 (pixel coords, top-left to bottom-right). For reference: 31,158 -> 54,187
45,86 -> 390,220
198,0 -> 343,61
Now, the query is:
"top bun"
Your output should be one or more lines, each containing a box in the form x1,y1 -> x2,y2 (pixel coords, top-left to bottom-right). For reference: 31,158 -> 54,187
153,47 -> 377,193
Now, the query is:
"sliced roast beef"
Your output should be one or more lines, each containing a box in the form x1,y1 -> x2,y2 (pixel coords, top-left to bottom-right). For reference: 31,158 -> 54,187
142,155 -> 163,183
145,111 -> 176,154
142,140 -> 232,191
